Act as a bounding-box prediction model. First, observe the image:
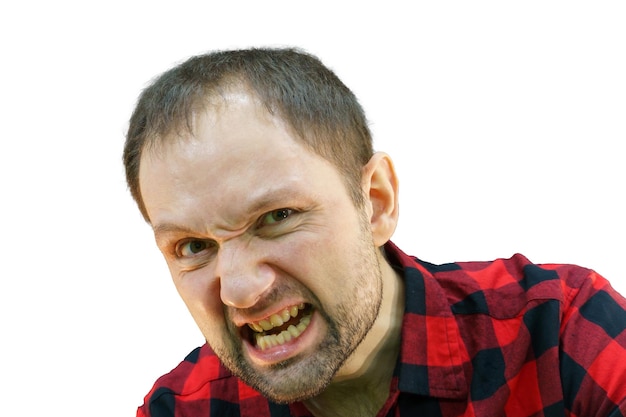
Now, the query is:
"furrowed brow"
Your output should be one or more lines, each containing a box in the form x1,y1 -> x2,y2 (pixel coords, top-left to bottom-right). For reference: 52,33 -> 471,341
151,186 -> 311,242
245,186 -> 309,215
152,223 -> 199,244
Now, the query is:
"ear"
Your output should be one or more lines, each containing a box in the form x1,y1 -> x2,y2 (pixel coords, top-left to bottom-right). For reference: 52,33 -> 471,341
361,152 -> 400,247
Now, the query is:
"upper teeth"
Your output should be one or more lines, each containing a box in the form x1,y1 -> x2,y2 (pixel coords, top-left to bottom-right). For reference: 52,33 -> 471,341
255,315 -> 311,350
248,303 -> 305,333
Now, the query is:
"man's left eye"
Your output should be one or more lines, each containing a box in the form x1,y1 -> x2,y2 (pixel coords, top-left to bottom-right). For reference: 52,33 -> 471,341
261,208 -> 293,225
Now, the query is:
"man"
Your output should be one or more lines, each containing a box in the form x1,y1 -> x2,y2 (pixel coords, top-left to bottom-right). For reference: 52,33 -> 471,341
124,48 -> 626,416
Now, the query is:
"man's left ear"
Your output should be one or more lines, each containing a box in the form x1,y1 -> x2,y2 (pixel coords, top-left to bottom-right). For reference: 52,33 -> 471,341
361,152 -> 399,247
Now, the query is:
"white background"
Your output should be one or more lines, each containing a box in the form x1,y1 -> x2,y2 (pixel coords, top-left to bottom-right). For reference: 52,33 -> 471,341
1,2 -> 624,416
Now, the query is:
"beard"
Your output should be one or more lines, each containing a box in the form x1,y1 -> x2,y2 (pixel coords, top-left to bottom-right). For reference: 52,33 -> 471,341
210,218 -> 384,403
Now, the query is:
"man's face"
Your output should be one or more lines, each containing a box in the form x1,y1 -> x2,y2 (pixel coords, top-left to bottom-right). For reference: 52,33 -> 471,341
139,91 -> 383,402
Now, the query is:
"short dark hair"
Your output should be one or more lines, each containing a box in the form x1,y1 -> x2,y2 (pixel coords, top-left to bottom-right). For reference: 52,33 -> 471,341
123,47 -> 374,221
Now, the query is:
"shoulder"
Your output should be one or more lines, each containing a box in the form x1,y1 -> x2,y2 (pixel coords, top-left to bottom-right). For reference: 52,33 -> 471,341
137,344 -> 268,417
150,344 -> 231,392
387,242 -> 626,413
386,242 -> 602,318
429,253 -> 597,316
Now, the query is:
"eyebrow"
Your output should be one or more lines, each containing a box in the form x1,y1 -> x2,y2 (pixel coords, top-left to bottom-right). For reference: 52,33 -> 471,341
153,223 -> 198,238
245,186 -> 308,215
151,185 -> 312,240
152,224 -> 203,249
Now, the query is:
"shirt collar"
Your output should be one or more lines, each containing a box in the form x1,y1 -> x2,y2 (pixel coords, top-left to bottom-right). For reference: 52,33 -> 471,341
384,241 -> 468,400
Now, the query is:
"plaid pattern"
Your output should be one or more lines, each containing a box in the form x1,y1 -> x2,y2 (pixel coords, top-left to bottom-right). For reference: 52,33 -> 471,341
137,242 -> 626,416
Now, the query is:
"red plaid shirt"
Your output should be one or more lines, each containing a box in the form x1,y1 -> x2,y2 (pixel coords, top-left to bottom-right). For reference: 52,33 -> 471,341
137,242 -> 626,416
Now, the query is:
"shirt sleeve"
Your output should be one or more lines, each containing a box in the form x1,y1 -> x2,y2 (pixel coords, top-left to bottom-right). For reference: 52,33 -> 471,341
559,269 -> 626,416
136,406 -> 148,417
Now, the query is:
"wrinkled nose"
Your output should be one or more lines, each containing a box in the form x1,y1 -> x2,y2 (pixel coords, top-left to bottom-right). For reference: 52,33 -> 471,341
215,240 -> 275,308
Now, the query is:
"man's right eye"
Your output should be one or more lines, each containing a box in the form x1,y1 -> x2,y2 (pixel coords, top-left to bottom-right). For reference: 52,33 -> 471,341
177,240 -> 210,257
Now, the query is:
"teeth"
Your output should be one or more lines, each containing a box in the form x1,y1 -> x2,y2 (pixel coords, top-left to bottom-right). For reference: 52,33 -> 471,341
246,304 -> 312,351
248,304 -> 306,333
249,322 -> 264,332
258,320 -> 273,331
253,313 -> 312,350
281,309 -> 291,322
269,314 -> 284,327
287,325 -> 299,338
281,330 -> 292,343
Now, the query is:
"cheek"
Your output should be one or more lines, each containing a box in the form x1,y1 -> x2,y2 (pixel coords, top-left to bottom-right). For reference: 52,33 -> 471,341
270,231 -> 352,298
171,267 -> 225,331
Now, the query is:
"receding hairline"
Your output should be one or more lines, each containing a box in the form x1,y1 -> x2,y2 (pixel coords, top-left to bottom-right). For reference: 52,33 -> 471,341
140,78 -> 313,157
142,82 -> 310,159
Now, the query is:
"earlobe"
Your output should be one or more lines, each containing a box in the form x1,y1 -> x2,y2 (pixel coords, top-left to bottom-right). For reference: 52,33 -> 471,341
361,152 -> 400,247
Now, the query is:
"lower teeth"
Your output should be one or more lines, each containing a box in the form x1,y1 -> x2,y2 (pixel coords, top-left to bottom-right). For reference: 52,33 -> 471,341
255,314 -> 311,350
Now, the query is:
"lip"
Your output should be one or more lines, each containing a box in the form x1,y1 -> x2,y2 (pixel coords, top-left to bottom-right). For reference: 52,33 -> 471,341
241,309 -> 321,366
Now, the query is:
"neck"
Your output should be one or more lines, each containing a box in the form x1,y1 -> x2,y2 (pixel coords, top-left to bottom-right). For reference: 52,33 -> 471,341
304,255 -> 405,417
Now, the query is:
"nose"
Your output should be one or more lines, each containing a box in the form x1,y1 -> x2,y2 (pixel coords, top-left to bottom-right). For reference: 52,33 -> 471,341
216,240 -> 275,309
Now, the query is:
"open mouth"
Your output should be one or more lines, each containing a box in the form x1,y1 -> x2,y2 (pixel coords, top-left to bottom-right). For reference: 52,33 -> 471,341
242,303 -> 313,350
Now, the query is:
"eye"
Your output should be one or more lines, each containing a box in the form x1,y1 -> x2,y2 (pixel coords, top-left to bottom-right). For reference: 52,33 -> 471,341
177,239 -> 212,258
260,208 -> 293,226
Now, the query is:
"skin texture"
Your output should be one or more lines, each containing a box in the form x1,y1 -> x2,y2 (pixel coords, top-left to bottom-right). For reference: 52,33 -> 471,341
138,89 -> 404,414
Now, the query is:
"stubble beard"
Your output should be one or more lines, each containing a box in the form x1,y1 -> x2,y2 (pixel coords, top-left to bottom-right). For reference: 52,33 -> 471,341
212,225 -> 384,403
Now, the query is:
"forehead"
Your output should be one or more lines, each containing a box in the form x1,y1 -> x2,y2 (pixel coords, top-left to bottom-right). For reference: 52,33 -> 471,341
138,91 -> 345,227
141,90 -> 315,180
